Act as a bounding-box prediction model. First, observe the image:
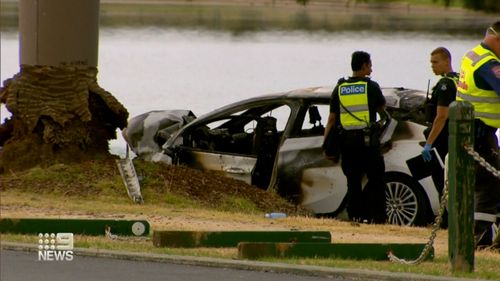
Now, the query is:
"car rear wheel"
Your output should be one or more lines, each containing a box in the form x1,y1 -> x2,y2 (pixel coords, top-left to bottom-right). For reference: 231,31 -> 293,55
385,173 -> 428,226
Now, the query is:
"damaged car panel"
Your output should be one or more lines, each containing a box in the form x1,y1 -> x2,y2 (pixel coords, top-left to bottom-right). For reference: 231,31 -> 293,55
122,110 -> 195,161
124,87 -> 440,226
166,99 -> 294,189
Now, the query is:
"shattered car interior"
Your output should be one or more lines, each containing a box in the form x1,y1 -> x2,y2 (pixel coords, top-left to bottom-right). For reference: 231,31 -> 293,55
124,87 -> 441,226
170,103 -> 291,189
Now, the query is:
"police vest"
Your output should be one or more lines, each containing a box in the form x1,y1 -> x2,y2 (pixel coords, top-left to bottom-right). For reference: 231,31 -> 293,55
457,44 -> 500,128
338,81 -> 369,130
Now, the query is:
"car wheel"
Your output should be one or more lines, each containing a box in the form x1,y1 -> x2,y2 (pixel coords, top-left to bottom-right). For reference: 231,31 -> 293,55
385,172 -> 428,226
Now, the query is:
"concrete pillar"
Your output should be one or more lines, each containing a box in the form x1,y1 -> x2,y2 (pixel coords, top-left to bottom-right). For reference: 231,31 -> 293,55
19,0 -> 99,67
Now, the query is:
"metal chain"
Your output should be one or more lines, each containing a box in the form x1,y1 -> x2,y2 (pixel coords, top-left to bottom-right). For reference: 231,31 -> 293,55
389,142 -> 499,263
463,144 -> 500,179
388,179 -> 448,264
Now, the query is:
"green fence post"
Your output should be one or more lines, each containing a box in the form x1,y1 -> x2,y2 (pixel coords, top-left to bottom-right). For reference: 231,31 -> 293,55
448,101 -> 475,273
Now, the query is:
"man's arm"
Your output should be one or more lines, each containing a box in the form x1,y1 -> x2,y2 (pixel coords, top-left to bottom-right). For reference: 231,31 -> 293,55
425,105 -> 449,145
476,61 -> 500,95
323,112 -> 338,161
325,85 -> 340,141
426,78 -> 455,145
324,112 -> 337,141
377,105 -> 387,118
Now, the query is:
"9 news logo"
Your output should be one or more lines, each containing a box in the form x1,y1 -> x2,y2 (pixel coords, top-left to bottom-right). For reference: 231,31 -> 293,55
38,233 -> 74,261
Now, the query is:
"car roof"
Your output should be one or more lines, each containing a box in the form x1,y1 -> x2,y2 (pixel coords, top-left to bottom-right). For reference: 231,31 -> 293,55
164,86 -> 427,148
195,86 -> 426,120
196,86 -> 333,118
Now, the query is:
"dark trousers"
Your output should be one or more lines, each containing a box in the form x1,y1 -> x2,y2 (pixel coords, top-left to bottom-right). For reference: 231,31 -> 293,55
423,125 -> 448,195
473,120 -> 500,246
340,131 -> 387,223
432,131 -> 449,195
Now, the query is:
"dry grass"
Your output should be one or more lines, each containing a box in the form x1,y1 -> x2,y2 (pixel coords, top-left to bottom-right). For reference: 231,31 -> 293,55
1,161 -> 499,280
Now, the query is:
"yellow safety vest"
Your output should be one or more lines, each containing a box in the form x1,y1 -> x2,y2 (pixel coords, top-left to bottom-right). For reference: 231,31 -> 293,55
457,44 -> 500,128
338,81 -> 369,130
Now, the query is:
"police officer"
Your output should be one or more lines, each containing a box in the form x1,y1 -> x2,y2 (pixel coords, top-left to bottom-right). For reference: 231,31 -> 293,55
457,21 -> 500,248
422,47 -> 458,196
324,51 -> 387,224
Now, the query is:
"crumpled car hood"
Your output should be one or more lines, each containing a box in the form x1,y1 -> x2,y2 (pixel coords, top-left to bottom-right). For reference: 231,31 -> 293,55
122,110 -> 195,160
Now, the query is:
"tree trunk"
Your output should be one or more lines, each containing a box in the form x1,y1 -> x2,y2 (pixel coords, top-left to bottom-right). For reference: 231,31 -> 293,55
0,65 -> 128,172
0,0 -> 128,172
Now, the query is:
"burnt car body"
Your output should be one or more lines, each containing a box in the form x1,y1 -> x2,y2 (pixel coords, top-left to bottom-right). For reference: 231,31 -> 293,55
124,87 -> 441,226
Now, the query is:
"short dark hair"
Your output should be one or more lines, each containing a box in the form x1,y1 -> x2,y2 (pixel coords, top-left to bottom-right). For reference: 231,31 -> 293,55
351,51 -> 371,71
487,21 -> 500,36
431,47 -> 452,61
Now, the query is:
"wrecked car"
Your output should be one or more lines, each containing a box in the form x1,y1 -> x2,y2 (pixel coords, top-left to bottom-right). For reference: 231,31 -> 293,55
124,87 -> 441,226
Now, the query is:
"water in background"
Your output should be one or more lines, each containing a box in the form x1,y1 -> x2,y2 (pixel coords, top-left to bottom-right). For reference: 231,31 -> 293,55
0,3 -> 490,155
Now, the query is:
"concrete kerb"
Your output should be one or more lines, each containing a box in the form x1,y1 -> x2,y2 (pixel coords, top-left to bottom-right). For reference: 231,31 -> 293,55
1,241 -> 488,281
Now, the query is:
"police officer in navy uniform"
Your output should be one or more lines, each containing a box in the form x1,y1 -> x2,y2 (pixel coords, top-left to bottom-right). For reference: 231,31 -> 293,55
457,21 -> 500,248
421,47 -> 458,198
324,51 -> 387,224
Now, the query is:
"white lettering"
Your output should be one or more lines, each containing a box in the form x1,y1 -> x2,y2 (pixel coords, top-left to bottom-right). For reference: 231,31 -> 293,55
38,251 -> 47,261
46,250 -> 55,261
38,250 -> 74,261
53,251 -> 66,261
340,85 -> 365,95
37,233 -> 74,261
56,233 -> 74,250
65,251 -> 74,261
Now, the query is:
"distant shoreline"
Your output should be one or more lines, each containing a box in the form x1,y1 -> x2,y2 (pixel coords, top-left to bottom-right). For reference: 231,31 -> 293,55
97,0 -> 485,16
1,0 -> 493,18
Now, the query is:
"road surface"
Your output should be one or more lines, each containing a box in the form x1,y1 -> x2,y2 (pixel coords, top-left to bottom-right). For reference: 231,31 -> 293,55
1,250 -> 341,281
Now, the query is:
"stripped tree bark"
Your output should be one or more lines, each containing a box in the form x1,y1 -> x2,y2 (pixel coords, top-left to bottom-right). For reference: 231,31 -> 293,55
0,0 -> 128,172
0,66 -> 128,172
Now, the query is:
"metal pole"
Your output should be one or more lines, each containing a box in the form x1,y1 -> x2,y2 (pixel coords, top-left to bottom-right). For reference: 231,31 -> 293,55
447,101 -> 475,273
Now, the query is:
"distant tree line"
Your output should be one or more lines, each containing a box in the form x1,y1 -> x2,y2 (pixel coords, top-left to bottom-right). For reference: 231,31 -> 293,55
434,0 -> 498,12
462,0 -> 499,12
294,0 -> 498,13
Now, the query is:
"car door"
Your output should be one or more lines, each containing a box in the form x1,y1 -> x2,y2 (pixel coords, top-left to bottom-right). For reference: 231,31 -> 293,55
173,116 -> 258,185
177,147 -> 257,185
275,104 -> 348,215
173,103 -> 292,188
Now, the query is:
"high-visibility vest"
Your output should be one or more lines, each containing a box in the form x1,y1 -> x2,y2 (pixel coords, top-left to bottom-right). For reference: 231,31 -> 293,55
338,80 -> 369,130
457,44 -> 500,128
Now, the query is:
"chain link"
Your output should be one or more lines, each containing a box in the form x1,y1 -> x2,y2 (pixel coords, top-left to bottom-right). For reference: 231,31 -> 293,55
389,142 -> 499,264
388,178 -> 448,264
463,144 -> 500,179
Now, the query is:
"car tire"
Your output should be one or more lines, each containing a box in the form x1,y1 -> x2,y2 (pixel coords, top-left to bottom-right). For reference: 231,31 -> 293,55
385,172 -> 429,226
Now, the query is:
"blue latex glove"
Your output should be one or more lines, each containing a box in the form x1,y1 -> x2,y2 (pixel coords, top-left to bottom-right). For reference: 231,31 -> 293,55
421,143 -> 433,162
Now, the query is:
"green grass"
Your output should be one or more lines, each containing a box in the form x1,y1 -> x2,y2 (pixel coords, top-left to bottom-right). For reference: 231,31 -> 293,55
1,186 -> 499,280
2,229 -> 499,280
220,196 -> 260,213
161,192 -> 197,207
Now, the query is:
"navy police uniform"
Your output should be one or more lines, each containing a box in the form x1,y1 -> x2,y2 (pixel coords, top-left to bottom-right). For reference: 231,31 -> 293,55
424,72 -> 458,193
330,76 -> 387,223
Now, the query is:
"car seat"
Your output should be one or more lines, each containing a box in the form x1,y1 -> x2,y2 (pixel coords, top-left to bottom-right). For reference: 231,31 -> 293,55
251,116 -> 279,189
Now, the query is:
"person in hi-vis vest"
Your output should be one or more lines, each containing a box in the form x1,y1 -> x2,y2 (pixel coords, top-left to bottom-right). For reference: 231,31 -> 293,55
457,21 -> 500,249
323,51 -> 387,224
